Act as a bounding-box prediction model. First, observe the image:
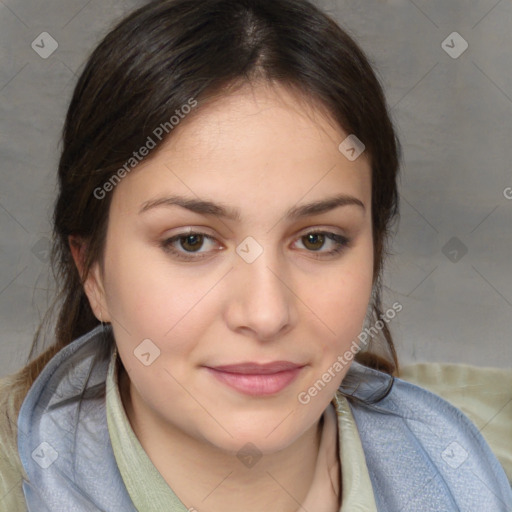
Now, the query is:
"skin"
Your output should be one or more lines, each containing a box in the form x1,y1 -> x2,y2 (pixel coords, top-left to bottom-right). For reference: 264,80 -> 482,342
72,81 -> 374,512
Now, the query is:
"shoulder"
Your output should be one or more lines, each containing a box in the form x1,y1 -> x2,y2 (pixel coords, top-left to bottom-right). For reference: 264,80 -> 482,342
399,362 -> 512,484
343,362 -> 512,509
0,371 -> 28,462
0,371 -> 29,511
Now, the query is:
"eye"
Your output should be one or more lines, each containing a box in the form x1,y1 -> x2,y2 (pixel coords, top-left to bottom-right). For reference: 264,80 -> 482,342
160,231 -> 221,261
160,229 -> 351,262
293,231 -> 350,258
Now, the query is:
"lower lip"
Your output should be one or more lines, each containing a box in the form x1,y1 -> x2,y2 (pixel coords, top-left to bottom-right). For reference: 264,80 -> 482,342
206,367 -> 303,396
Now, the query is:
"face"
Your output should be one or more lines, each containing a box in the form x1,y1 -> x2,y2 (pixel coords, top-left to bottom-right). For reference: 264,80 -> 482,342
85,82 -> 374,455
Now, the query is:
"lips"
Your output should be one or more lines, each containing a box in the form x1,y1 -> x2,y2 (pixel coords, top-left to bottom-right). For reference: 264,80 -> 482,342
205,361 -> 305,396
210,361 -> 302,374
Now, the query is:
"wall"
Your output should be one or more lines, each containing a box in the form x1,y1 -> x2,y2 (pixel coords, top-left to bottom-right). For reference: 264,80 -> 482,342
0,0 -> 510,376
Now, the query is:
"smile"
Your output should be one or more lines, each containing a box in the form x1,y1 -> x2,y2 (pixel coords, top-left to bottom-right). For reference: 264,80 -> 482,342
205,362 -> 305,396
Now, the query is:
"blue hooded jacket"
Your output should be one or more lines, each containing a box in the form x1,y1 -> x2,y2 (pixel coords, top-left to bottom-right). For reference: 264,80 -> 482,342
17,325 -> 512,511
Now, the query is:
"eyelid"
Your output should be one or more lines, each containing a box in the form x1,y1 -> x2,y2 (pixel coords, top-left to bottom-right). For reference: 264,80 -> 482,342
294,225 -> 348,239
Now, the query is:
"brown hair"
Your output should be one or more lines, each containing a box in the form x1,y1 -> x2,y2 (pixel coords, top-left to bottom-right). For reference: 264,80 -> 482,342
21,0 -> 401,395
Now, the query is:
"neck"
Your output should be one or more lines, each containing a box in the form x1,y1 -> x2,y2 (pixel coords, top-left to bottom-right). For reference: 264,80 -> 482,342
119,365 -> 325,512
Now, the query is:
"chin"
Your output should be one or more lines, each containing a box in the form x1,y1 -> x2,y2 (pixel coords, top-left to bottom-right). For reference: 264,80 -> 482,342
197,411 -> 317,457
208,432 -> 297,458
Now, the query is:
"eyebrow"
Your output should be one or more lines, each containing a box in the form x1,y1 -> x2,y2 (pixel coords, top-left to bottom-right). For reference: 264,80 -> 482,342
139,193 -> 365,220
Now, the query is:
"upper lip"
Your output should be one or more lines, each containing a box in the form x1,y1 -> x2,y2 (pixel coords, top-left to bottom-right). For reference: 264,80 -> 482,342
207,361 -> 304,374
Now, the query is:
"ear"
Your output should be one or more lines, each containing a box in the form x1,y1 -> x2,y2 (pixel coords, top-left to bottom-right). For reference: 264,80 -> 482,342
68,235 -> 111,323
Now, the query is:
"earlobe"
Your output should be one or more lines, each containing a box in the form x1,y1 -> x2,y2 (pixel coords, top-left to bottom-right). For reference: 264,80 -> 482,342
68,235 -> 111,323
84,263 -> 111,323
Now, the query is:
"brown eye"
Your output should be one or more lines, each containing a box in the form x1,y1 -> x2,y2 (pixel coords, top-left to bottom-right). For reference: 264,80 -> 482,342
179,234 -> 204,252
160,231 -> 222,262
293,231 -> 350,259
302,233 -> 325,251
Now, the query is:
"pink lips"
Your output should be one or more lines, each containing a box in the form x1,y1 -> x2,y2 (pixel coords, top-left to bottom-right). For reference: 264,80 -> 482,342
205,361 -> 304,396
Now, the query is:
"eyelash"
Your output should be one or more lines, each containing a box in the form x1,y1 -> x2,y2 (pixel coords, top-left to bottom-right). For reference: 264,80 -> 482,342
159,230 -> 351,262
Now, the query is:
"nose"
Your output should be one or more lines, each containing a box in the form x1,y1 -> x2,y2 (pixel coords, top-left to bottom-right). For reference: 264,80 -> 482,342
223,249 -> 296,341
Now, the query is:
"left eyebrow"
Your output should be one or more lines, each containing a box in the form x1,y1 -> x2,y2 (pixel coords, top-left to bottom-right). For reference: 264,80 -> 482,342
286,194 -> 365,219
138,193 -> 365,220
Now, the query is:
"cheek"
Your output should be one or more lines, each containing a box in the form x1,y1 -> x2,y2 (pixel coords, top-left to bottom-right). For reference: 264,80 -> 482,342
102,240 -> 230,386
306,240 -> 374,360
103,240 -> 201,334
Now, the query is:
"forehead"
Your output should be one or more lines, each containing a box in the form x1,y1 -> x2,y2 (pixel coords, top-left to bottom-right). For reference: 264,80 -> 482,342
165,82 -> 354,160
110,82 -> 371,216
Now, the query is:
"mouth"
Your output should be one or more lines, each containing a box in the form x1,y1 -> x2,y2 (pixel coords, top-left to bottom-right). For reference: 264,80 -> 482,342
204,361 -> 305,396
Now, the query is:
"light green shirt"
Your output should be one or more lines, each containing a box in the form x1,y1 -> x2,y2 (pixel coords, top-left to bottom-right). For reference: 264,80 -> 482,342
106,347 -> 378,511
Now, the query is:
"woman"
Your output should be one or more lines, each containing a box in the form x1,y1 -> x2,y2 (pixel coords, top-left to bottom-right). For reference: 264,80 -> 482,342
1,0 -> 510,510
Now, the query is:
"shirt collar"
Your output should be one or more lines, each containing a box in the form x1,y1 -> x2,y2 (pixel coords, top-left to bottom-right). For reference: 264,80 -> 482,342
106,347 -> 377,511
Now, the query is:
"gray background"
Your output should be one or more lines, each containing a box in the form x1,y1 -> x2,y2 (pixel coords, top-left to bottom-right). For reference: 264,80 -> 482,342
0,0 -> 511,377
